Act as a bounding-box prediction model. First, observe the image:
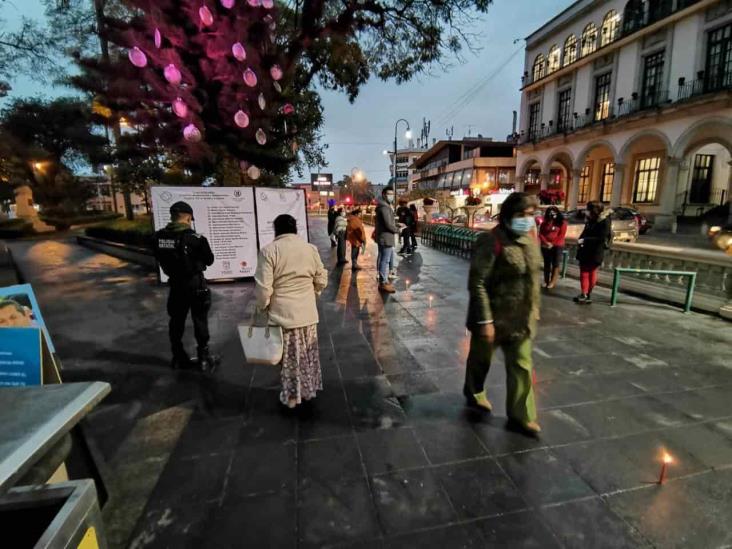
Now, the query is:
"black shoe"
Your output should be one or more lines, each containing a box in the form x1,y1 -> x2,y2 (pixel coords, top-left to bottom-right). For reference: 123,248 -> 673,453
336,260 -> 349,266
197,347 -> 220,373
583,294 -> 593,305
573,294 -> 588,304
331,242 -> 337,248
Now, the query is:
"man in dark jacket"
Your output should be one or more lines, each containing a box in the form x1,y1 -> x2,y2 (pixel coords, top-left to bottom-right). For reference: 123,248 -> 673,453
153,201 -> 217,372
574,201 -> 612,304
374,188 -> 400,293
396,199 -> 410,254
327,203 -> 338,248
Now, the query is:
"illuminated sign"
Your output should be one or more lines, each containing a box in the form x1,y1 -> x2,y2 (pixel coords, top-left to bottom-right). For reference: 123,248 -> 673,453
310,173 -> 333,186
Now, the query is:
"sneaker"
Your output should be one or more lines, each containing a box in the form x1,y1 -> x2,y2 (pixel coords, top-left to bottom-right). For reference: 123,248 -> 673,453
507,418 -> 542,437
466,391 -> 493,412
573,294 -> 588,304
170,355 -> 193,370
379,282 -> 396,294
583,295 -> 592,305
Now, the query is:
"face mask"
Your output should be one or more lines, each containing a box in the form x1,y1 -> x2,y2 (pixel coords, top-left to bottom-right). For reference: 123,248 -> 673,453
511,216 -> 535,234
385,194 -> 395,204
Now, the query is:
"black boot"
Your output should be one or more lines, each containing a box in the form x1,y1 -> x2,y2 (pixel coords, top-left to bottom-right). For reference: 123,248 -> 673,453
197,346 -> 220,373
170,353 -> 193,370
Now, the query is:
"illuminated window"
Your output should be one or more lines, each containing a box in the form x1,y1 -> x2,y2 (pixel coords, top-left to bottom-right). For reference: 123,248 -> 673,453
601,10 -> 620,46
564,35 -> 578,66
594,72 -> 612,121
532,54 -> 546,81
600,162 -> 615,202
548,45 -> 561,73
633,156 -> 662,203
581,23 -> 598,57
578,164 -> 592,203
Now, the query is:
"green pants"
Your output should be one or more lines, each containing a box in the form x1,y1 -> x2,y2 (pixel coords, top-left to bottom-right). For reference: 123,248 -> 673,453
464,335 -> 537,424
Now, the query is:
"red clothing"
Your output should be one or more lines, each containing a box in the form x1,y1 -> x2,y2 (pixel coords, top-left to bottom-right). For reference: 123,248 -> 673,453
580,265 -> 599,294
539,220 -> 567,247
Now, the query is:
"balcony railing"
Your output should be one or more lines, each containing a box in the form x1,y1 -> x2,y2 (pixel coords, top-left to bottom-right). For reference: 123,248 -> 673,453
522,0 -> 704,88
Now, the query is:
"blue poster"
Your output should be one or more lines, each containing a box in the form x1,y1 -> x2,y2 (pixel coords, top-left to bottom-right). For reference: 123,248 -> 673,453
0,327 -> 42,387
0,283 -> 55,353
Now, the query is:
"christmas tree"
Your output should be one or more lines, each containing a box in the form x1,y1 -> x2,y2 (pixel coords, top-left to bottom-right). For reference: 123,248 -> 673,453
76,0 -> 302,182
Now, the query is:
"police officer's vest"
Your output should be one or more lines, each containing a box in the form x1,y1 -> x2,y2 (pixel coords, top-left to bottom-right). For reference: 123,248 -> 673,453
155,229 -> 201,280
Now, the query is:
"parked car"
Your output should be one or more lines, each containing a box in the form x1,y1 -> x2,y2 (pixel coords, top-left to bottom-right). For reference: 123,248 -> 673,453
618,205 -> 652,234
708,224 -> 732,254
564,208 -> 639,242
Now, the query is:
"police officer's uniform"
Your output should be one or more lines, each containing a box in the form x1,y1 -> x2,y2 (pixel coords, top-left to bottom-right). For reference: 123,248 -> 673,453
153,201 -> 217,371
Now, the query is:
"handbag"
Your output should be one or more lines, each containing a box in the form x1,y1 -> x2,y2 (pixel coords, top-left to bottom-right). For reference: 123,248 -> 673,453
238,313 -> 283,366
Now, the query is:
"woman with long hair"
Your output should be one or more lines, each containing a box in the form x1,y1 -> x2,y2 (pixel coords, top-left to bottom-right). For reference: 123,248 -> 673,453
538,206 -> 567,289
575,201 -> 612,304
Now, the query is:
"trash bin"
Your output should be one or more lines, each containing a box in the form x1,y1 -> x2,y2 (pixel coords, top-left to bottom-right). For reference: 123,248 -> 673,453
0,479 -> 107,549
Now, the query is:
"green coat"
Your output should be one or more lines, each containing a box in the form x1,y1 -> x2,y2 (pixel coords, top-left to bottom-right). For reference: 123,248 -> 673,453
466,226 -> 542,342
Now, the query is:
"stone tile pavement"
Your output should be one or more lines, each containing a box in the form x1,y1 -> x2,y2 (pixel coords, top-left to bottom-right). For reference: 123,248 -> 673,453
6,218 -> 732,548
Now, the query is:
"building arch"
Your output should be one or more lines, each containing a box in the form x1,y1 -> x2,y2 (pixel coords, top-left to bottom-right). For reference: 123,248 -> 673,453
543,149 -> 574,174
518,156 -> 542,177
581,22 -> 598,57
563,34 -> 578,66
601,10 -> 620,46
619,129 -> 672,163
574,139 -> 619,170
672,117 -> 732,158
532,53 -> 546,81
548,45 -> 561,73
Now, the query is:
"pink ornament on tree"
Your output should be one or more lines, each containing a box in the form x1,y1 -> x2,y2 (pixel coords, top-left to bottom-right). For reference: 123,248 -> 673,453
255,128 -> 267,145
164,64 -> 182,85
154,28 -> 162,49
128,47 -> 147,68
234,110 -> 250,128
173,98 -> 188,118
247,165 -> 261,180
232,42 -> 246,61
199,5 -> 214,26
247,0 -> 261,6
282,103 -> 295,115
270,65 -> 283,81
273,81 -> 282,93
221,0 -> 235,7
243,68 -> 258,87
262,0 -> 274,8
183,124 -> 202,143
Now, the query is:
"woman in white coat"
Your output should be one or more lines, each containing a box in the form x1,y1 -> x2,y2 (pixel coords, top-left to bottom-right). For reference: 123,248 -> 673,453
254,215 -> 328,408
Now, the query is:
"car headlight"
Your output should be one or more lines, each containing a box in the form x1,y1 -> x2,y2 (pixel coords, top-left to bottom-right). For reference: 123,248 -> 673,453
708,225 -> 722,237
713,231 -> 732,252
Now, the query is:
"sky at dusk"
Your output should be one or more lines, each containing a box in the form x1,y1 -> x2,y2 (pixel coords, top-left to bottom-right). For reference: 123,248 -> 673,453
2,0 -> 575,184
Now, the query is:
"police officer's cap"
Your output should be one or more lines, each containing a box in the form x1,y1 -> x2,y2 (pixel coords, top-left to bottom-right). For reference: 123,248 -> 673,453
170,201 -> 194,217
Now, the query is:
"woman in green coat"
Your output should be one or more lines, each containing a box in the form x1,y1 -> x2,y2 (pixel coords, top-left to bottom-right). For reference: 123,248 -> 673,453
464,192 -> 542,436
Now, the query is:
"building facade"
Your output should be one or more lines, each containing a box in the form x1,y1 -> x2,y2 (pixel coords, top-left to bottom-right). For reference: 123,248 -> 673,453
84,176 -> 148,217
388,147 -> 424,193
516,0 -> 732,229
412,139 -> 517,195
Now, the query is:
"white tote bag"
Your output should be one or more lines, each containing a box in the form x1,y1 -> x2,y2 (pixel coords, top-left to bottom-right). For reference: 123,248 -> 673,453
238,320 -> 284,366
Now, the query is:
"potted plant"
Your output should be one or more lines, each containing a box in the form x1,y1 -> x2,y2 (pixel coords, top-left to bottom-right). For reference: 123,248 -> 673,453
538,189 -> 565,205
422,197 -> 436,222
463,196 -> 485,228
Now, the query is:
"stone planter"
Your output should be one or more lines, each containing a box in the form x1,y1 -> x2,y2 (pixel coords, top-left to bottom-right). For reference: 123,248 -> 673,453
462,205 -> 485,228
423,204 -> 435,222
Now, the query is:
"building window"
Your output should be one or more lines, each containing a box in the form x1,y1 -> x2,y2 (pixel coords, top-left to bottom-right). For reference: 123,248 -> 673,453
623,0 -> 647,35
600,162 -> 615,203
689,154 -> 714,203
528,102 -> 541,140
705,23 -> 732,92
563,35 -> 578,66
548,45 -> 561,73
594,72 -> 612,121
498,169 -> 512,185
648,0 -> 672,24
532,54 -> 546,81
641,51 -> 665,108
578,164 -> 592,203
557,88 -> 572,132
633,156 -> 662,203
581,23 -> 598,57
526,169 -> 541,187
601,10 -> 620,46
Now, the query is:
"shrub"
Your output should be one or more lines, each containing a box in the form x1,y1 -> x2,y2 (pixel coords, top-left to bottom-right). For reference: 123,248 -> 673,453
85,215 -> 154,248
41,211 -> 123,231
422,197 -> 435,206
465,196 -> 483,206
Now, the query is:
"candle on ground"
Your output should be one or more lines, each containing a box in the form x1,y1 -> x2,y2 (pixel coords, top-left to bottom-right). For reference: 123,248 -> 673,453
658,452 -> 673,484
429,295 -> 434,308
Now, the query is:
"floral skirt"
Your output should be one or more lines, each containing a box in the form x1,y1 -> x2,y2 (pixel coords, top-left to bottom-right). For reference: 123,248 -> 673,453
280,324 -> 322,406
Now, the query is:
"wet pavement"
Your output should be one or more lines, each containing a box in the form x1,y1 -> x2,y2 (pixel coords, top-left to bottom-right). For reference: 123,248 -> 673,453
6,218 -> 732,549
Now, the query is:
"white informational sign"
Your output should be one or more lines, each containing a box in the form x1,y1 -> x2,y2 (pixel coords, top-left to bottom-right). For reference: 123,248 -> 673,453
151,186 -> 258,281
254,188 -> 309,248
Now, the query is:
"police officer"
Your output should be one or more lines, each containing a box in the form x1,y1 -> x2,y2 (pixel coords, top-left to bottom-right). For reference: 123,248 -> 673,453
153,201 -> 218,372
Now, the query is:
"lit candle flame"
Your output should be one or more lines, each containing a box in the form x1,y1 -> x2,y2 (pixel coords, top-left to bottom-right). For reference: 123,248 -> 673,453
663,453 -> 673,464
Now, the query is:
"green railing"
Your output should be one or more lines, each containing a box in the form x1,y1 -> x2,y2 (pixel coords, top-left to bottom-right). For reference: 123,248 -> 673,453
611,268 -> 697,313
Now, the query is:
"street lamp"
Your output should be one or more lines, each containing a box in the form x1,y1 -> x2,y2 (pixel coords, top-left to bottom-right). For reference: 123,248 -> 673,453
392,119 -> 411,197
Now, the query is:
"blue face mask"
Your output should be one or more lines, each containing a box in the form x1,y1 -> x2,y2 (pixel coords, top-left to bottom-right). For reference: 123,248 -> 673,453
511,216 -> 535,234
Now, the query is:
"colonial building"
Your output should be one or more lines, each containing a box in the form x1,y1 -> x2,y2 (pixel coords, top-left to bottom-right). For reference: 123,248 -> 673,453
84,175 -> 148,217
388,147 -> 424,193
412,138 -> 517,196
516,0 -> 732,230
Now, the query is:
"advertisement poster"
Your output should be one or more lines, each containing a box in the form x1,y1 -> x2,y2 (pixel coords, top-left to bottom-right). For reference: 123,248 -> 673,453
0,283 -> 55,353
254,188 -> 309,248
0,327 -> 42,386
151,186 -> 258,281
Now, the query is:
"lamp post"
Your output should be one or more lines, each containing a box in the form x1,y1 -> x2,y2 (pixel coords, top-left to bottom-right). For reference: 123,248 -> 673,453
392,119 -> 412,197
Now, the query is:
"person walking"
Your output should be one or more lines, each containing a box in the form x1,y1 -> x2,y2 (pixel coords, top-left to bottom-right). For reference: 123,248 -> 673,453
464,192 -> 542,436
327,201 -> 338,248
254,214 -> 328,408
153,201 -> 218,372
538,206 -> 567,289
346,208 -> 367,271
334,208 -> 348,265
408,204 -> 419,251
374,188 -> 400,293
575,201 -> 612,304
